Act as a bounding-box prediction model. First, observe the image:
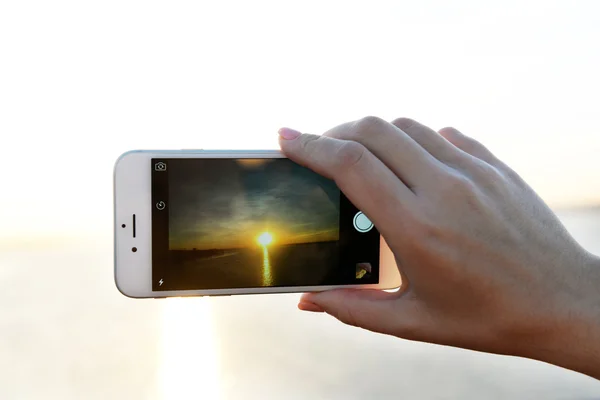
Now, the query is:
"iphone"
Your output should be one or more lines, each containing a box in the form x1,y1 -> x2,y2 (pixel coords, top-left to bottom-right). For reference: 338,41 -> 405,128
114,150 -> 401,298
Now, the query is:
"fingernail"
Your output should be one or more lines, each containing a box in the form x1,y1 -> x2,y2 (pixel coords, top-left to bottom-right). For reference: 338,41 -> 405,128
298,301 -> 324,313
278,127 -> 301,140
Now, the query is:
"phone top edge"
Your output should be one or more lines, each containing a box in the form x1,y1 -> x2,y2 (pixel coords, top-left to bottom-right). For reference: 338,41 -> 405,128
116,149 -> 285,157
114,149 -> 286,169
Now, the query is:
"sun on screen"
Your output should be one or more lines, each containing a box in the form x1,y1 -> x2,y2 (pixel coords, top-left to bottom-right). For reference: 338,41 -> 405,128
258,232 -> 273,246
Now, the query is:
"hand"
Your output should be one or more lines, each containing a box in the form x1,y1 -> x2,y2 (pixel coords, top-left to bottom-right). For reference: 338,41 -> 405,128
278,117 -> 600,379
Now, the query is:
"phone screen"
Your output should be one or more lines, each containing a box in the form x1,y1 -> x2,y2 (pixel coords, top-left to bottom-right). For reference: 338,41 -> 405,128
151,158 -> 380,291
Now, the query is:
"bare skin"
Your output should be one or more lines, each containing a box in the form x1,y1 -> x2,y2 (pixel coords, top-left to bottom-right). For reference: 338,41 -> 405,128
278,117 -> 600,379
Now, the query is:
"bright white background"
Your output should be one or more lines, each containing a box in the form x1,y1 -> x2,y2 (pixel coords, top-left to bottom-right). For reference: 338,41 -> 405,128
1,0 -> 599,245
1,1 -> 600,399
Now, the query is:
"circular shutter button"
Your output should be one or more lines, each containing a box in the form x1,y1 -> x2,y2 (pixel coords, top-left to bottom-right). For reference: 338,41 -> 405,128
353,211 -> 373,233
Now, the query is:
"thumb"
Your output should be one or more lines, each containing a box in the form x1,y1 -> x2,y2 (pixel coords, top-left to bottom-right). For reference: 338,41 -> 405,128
299,289 -> 416,336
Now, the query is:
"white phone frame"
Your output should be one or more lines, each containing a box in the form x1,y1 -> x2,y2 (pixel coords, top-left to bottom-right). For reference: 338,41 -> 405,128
114,150 -> 401,298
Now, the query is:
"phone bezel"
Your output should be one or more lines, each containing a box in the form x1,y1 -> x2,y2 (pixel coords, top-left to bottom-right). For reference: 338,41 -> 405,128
114,149 -> 401,298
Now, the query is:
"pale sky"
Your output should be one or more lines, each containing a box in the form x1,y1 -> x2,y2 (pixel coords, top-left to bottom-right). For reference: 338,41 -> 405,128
1,0 -> 599,242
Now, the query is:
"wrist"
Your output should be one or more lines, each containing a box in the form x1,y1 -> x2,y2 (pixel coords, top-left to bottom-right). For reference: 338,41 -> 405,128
522,252 -> 600,379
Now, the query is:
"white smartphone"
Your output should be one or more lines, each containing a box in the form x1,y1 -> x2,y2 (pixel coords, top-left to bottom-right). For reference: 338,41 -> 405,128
114,150 -> 401,298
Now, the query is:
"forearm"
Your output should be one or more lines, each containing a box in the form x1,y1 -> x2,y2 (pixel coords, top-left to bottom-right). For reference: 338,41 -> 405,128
523,252 -> 600,379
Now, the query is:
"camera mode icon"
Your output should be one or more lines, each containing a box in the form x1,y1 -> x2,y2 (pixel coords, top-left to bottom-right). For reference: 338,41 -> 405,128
155,162 -> 167,171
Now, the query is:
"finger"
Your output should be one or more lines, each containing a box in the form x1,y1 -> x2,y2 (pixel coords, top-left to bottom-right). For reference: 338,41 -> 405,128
278,128 -> 415,240
438,127 -> 499,165
322,117 -> 444,189
298,300 -> 325,313
391,118 -> 467,166
299,289 -> 419,336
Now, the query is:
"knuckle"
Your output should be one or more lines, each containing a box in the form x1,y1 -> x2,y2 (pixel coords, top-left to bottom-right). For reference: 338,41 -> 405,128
298,133 -> 324,154
353,115 -> 387,134
440,173 -> 490,214
465,136 -> 483,148
498,162 -> 525,185
444,175 -> 497,214
391,117 -> 418,131
444,173 -> 477,196
439,126 -> 460,140
335,140 -> 367,170
465,137 -> 495,159
441,126 -> 459,134
461,139 -> 478,154
469,160 -> 498,179
468,161 -> 511,194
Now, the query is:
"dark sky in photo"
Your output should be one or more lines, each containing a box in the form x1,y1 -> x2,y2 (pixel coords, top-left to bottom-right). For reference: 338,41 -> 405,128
168,158 -> 340,250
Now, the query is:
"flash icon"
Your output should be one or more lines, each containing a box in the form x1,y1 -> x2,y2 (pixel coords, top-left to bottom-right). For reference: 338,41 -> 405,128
159,279 -> 164,286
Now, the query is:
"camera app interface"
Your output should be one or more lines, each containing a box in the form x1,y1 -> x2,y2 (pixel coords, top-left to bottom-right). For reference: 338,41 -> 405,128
151,158 -> 380,291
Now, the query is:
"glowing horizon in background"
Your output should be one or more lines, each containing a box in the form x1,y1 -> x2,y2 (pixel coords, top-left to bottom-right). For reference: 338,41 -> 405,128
1,0 -> 599,246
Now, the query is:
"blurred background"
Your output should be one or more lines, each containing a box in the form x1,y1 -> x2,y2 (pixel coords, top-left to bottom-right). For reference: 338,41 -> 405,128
1,0 -> 600,398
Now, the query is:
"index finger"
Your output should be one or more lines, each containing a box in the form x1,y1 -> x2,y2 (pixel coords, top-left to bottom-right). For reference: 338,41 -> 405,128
278,128 -> 416,239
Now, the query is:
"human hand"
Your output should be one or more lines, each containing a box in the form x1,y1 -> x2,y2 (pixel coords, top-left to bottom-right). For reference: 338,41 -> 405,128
278,117 -> 600,378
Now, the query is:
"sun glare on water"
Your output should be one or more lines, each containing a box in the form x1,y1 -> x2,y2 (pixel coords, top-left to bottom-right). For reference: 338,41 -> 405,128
258,232 -> 274,286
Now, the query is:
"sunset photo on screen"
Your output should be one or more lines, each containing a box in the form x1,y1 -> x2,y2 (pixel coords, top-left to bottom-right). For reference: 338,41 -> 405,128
167,158 -> 341,288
